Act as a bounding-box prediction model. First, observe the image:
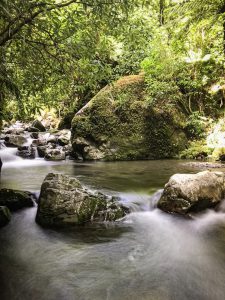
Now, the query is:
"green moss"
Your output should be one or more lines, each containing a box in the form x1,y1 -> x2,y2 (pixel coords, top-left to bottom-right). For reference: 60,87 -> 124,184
212,147 -> 225,160
71,75 -> 188,161
180,140 -> 212,159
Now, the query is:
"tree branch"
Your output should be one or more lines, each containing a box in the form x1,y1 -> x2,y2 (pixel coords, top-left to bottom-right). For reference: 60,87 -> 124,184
0,0 -> 80,47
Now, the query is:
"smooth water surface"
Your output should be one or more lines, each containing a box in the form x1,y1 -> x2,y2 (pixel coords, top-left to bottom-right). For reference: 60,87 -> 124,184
0,153 -> 225,300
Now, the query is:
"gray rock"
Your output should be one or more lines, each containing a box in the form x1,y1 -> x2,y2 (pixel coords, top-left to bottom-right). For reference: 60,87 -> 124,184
44,148 -> 66,161
72,137 -> 105,160
4,135 -> 27,147
57,130 -> 71,146
0,189 -> 36,211
30,132 -> 39,139
32,120 -> 46,132
158,171 -> 225,215
17,146 -> 35,159
0,206 -> 11,227
27,127 -> 40,133
4,128 -> 24,135
37,145 -> 47,158
36,173 -> 127,227
47,135 -> 57,144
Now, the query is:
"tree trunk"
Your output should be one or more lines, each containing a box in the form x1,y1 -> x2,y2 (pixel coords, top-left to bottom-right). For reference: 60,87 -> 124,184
159,0 -> 165,26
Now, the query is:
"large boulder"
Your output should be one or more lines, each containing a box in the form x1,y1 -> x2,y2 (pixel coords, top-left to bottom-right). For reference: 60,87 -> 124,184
36,173 -> 128,227
0,206 -> 11,227
157,171 -> 225,215
71,74 -> 188,161
4,135 -> 27,147
0,189 -> 36,211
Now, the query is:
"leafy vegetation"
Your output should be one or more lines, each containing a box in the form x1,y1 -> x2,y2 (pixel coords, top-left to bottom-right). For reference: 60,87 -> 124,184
1,0 -> 225,131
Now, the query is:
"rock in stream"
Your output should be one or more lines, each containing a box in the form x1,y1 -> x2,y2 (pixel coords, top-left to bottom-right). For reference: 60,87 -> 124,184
158,170 -> 225,215
36,173 -> 129,227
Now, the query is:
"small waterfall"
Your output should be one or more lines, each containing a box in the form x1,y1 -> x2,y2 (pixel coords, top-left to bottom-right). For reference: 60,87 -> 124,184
0,146 -> 22,163
119,189 -> 163,212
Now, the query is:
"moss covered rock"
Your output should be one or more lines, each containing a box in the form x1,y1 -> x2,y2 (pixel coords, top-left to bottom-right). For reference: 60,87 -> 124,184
36,173 -> 128,227
0,189 -> 36,211
71,75 -> 188,161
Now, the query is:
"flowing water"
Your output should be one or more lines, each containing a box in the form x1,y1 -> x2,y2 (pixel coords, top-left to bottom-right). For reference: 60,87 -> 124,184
1,148 -> 225,300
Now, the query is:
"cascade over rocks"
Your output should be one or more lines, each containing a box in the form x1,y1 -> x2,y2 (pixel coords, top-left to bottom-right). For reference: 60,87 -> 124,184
36,173 -> 128,227
158,171 -> 225,215
17,145 -> 35,159
0,189 -> 36,211
4,135 -> 27,147
71,74 -> 188,161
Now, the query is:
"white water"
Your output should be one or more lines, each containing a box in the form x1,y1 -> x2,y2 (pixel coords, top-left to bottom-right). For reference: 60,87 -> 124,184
1,147 -> 225,300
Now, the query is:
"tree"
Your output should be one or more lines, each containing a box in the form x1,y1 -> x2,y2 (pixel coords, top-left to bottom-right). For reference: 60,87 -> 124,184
0,0 -> 143,122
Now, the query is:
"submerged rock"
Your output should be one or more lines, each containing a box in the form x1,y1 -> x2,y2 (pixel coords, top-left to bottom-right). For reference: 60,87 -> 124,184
36,173 -> 128,227
0,189 -> 36,211
0,206 -> 11,227
158,171 -> 225,215
71,74 -> 187,161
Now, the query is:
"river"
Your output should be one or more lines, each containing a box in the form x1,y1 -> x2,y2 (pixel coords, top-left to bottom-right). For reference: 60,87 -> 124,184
0,149 -> 225,300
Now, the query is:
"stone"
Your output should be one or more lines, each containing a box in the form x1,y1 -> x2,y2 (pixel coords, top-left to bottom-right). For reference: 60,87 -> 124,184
37,145 -> 47,158
30,132 -> 39,139
47,135 -> 57,144
57,130 -> 71,146
72,137 -> 105,160
36,173 -> 128,227
32,120 -> 46,132
17,146 -> 35,159
4,128 -> 24,135
0,206 -> 11,227
44,148 -> 66,161
71,74 -> 188,161
157,171 -> 225,215
0,189 -> 36,211
4,135 -> 27,147
27,127 -> 40,133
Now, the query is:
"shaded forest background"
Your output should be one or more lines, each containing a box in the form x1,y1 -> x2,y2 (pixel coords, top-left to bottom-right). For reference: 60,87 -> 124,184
1,0 -> 225,125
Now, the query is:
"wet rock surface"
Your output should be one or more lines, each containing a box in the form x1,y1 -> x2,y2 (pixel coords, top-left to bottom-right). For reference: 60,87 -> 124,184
36,173 -> 129,227
4,135 -> 27,147
158,171 -> 225,215
0,206 -> 11,227
0,189 -> 36,211
17,146 -> 35,159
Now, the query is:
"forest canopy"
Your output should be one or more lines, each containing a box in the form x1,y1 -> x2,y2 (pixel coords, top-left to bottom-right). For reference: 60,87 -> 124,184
1,0 -> 225,122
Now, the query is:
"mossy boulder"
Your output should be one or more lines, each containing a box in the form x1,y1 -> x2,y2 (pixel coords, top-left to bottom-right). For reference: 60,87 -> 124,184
36,173 -> 128,227
71,75 -> 188,161
0,189 -> 36,211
